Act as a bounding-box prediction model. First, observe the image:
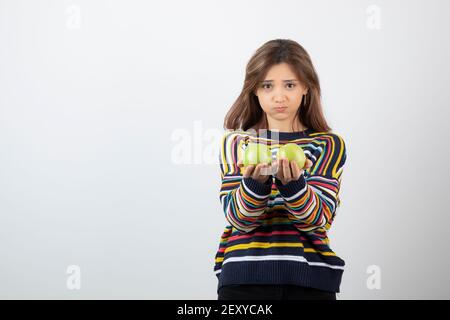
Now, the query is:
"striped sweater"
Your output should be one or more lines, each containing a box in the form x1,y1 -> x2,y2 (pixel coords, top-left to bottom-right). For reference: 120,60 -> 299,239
213,128 -> 347,293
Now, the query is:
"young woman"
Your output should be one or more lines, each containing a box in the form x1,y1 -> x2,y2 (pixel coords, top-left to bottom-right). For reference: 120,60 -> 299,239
214,39 -> 347,300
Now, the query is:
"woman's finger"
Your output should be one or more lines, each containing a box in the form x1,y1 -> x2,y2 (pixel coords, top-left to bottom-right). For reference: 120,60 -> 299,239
282,158 -> 291,182
259,163 -> 271,176
278,159 -> 285,181
243,165 -> 255,178
252,164 -> 261,179
290,160 -> 301,180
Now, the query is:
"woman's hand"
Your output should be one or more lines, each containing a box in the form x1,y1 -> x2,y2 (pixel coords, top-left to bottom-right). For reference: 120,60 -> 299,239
237,159 -> 272,184
271,158 -> 313,185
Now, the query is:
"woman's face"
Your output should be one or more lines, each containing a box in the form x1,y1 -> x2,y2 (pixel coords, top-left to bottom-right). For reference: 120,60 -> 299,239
254,62 -> 308,130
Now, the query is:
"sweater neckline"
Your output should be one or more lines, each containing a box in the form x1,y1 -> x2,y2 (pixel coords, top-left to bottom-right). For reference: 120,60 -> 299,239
260,128 -> 313,140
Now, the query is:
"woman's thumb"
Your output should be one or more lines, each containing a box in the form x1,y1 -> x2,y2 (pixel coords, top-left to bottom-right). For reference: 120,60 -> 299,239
305,159 -> 313,168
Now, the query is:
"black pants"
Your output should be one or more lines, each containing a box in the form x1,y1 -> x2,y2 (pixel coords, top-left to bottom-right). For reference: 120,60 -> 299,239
218,284 -> 336,300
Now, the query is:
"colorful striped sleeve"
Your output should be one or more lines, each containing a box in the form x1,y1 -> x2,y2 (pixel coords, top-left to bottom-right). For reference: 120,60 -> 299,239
275,133 -> 347,232
218,131 -> 272,234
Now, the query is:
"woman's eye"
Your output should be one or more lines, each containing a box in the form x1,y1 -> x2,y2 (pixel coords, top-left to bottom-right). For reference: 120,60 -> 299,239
261,83 -> 296,89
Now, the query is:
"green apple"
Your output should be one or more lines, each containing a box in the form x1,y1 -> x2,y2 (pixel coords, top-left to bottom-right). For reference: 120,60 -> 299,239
277,143 -> 306,168
242,143 -> 272,166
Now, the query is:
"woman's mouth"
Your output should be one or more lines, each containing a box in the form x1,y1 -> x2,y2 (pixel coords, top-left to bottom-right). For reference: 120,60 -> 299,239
275,107 -> 287,112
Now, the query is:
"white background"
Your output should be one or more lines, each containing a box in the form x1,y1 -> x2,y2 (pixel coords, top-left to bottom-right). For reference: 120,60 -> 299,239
1,0 -> 449,299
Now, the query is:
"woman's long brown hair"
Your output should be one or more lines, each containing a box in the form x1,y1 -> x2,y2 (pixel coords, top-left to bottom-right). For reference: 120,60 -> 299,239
223,39 -> 332,133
